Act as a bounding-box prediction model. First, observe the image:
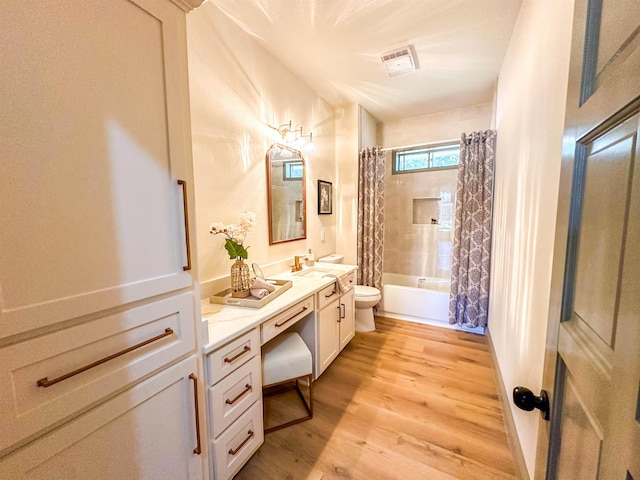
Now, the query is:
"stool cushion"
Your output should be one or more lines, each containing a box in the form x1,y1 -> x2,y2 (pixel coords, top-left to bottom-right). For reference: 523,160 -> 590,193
262,332 -> 312,386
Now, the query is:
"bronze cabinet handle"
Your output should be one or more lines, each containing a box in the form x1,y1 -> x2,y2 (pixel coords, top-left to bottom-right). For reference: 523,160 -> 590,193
324,290 -> 336,298
341,303 -> 346,319
177,180 -> 192,271
224,345 -> 251,363
275,307 -> 308,327
189,373 -> 202,455
225,384 -> 252,405
229,430 -> 254,455
37,328 -> 174,388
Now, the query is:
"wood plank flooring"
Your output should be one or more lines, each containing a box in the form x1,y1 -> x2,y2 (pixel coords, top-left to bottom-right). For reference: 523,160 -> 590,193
235,317 -> 518,480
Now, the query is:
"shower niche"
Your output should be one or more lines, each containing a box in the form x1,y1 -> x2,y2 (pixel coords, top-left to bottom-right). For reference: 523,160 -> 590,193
412,193 -> 453,230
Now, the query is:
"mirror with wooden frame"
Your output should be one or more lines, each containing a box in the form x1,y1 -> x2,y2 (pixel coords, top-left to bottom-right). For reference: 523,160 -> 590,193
266,144 -> 306,244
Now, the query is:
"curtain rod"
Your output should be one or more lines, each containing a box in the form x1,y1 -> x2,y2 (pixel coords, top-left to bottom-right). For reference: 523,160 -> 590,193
380,138 -> 459,152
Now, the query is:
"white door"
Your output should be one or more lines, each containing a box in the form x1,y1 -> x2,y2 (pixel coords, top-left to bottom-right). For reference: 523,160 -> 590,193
0,0 -> 196,339
530,1 -> 640,478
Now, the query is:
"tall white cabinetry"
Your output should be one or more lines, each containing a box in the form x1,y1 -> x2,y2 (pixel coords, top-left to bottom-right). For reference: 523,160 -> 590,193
0,0 -> 206,478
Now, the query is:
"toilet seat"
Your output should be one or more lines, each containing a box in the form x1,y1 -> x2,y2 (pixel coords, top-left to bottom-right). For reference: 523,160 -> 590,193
354,285 -> 380,298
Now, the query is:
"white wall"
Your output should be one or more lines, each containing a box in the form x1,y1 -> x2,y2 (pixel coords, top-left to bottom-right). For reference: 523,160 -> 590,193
489,0 -> 574,477
334,103 -> 359,265
186,3 -> 336,296
378,103 -> 493,148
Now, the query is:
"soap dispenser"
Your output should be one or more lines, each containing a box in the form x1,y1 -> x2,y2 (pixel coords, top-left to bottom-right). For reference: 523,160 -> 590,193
307,249 -> 315,266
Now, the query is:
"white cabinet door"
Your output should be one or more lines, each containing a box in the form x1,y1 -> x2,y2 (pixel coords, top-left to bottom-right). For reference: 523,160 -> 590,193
0,293 -> 198,453
0,356 -> 204,480
339,288 -> 355,351
317,300 -> 340,377
0,0 -> 197,339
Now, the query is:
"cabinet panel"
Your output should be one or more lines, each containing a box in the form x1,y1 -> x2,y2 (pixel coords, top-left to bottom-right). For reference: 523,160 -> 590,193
206,328 -> 259,386
0,0 -> 195,339
212,400 -> 263,480
0,293 -> 197,453
317,299 -> 340,377
261,296 -> 314,344
339,288 -> 355,351
317,283 -> 339,311
209,356 -> 261,437
0,356 -> 203,480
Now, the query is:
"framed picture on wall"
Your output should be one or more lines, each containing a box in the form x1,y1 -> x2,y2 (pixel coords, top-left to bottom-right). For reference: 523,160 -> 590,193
317,180 -> 332,215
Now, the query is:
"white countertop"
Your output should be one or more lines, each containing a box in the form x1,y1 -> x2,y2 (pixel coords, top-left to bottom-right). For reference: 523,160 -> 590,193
201,263 -> 357,353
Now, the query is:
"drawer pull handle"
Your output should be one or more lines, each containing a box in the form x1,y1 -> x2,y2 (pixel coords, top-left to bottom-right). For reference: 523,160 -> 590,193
275,306 -> 308,327
324,290 -> 336,298
189,373 -> 202,455
36,328 -> 174,388
226,383 -> 253,405
229,430 -> 254,456
224,345 -> 251,363
178,179 -> 192,271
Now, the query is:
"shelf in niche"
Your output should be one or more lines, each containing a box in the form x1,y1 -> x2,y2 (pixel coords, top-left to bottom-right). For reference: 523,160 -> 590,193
412,197 -> 439,225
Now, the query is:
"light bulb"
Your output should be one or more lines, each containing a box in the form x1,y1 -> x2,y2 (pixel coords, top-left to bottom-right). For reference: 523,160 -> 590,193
305,142 -> 317,153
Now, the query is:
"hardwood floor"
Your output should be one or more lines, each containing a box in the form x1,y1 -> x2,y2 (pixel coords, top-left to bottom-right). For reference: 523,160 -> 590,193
235,316 -> 518,479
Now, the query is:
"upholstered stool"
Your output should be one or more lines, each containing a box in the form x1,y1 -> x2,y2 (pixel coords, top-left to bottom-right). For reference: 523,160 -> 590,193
261,332 -> 313,433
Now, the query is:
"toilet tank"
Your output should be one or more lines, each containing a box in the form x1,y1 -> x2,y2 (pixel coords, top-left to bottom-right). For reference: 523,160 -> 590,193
318,254 -> 344,264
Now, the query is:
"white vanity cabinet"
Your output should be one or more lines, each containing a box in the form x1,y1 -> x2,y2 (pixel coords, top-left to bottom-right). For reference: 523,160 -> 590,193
339,287 -> 356,351
316,287 -> 341,377
0,355 -> 204,480
206,328 -> 264,480
313,277 -> 356,378
0,0 -> 207,477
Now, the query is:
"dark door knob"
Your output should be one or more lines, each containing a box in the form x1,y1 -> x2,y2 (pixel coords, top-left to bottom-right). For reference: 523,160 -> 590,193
512,386 -> 550,421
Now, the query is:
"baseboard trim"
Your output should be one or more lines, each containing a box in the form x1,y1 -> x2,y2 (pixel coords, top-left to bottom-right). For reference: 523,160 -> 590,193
486,328 -> 530,480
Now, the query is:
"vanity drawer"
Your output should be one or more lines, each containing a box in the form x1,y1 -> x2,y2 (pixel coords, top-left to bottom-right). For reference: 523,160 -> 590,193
346,271 -> 356,288
212,399 -> 264,480
207,328 -> 260,386
261,296 -> 314,344
209,356 -> 261,437
0,293 -> 197,452
317,282 -> 338,310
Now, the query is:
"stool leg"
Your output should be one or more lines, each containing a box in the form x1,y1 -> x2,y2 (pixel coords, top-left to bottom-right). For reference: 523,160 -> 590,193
264,374 -> 313,434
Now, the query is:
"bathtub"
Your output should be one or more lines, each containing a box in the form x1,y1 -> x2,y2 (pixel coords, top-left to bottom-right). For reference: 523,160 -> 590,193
380,273 -> 485,334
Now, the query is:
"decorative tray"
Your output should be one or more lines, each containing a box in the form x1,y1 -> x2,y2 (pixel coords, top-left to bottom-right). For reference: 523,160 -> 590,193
209,279 -> 292,308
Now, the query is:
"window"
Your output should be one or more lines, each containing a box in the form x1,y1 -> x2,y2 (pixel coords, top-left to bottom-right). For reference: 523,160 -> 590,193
283,161 -> 303,180
392,143 -> 459,174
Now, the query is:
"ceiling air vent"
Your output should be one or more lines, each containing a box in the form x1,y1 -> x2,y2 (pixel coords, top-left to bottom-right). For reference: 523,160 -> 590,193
381,45 -> 419,77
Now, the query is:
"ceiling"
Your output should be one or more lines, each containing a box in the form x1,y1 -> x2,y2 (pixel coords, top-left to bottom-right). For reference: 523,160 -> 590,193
210,0 -> 523,122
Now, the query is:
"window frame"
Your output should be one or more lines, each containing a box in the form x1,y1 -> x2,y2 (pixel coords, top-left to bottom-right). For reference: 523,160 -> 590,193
391,141 -> 460,175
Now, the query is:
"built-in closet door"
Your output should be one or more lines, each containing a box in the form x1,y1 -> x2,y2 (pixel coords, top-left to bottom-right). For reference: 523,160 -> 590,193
0,356 -> 204,480
0,0 -> 197,339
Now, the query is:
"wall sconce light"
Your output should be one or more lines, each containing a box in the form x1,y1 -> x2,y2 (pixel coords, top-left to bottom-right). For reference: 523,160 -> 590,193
269,121 -> 317,153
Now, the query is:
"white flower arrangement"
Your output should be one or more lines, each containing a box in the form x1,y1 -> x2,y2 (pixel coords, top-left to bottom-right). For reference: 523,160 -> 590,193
210,211 -> 256,260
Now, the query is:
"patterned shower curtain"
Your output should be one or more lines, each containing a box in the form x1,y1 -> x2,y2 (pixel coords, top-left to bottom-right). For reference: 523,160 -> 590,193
357,147 -> 384,294
449,131 -> 496,328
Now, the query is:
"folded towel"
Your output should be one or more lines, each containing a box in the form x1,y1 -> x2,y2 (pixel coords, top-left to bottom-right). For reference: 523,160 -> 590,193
252,278 -> 276,293
250,288 -> 270,299
250,277 -> 277,299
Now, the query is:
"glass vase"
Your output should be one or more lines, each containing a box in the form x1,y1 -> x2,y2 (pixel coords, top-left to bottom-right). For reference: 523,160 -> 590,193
230,258 -> 251,298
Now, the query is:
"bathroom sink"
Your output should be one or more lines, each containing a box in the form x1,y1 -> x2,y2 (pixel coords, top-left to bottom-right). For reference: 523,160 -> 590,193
292,267 -> 338,279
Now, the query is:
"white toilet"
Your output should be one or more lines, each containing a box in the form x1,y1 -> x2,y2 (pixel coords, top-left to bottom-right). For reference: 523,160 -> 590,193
318,254 -> 381,332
